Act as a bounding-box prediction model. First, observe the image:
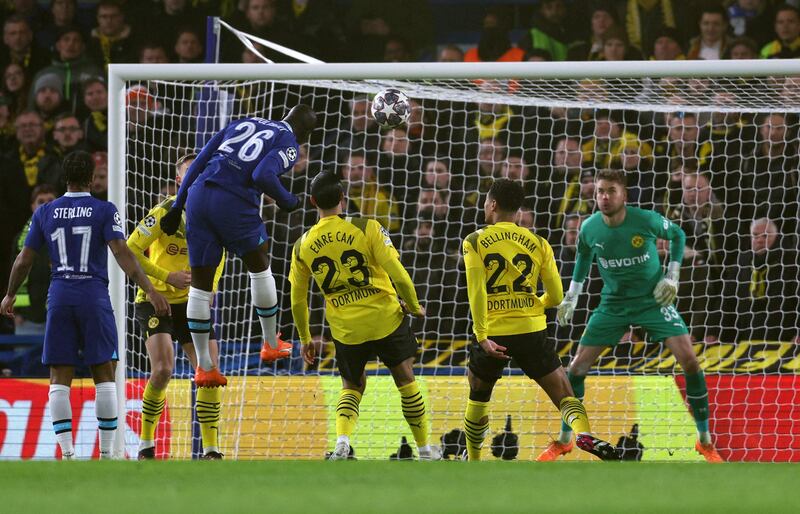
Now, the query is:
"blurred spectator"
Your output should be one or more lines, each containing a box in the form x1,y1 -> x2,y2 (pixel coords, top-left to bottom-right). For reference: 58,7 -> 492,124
727,0 -> 775,46
11,184 -> 56,335
687,5 -> 730,60
3,62 -> 29,116
241,42 -> 267,64
89,0 -> 136,68
139,41 -> 171,64
173,28 -> 203,63
582,110 -> 651,169
760,4 -> 800,58
555,213 -> 600,343
9,0 -> 47,30
383,35 -> 411,62
500,153 -> 536,199
625,0 -> 683,54
1,15 -> 49,76
52,112 -> 87,155
568,3 -> 618,61
656,111 -> 700,172
27,71 -> 64,134
0,141 -> 30,295
285,0 -> 347,62
341,150 -> 400,232
721,218 -> 799,343
144,0 -> 205,46
475,137 -> 506,186
472,81 -> 521,145
422,157 -> 451,190
377,125 -> 420,200
650,27 -> 685,60
35,0 -> 82,52
33,26 -> 101,111
599,25 -> 641,61
10,110 -> 63,192
520,0 -> 577,61
346,0 -> 433,62
81,77 -> 107,151
437,44 -> 464,62
543,135 -> 582,233
316,95 -> 379,165
517,208 -> 535,229
466,9 -> 524,63
739,112 -> 800,236
91,150 -> 107,200
0,95 -> 14,153
663,171 -> 730,341
724,35 -> 760,58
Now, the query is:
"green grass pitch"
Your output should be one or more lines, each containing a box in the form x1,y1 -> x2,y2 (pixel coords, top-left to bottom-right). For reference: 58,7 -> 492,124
1,461 -> 796,514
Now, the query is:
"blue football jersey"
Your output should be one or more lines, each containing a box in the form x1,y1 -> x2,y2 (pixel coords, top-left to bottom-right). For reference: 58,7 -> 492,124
194,117 -> 300,208
25,192 -> 126,306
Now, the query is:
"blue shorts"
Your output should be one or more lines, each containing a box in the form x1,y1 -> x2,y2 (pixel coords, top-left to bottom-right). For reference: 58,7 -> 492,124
185,183 -> 269,267
43,304 -> 118,366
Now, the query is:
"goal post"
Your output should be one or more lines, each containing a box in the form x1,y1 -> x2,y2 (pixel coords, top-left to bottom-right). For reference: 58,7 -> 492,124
109,60 -> 800,461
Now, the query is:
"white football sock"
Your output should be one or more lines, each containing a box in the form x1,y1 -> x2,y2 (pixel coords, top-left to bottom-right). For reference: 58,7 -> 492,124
250,269 -> 278,349
95,382 -> 117,458
49,384 -> 74,458
187,287 -> 214,370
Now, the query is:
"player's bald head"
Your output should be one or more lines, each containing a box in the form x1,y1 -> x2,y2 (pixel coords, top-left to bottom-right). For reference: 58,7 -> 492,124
284,104 -> 317,141
63,150 -> 95,187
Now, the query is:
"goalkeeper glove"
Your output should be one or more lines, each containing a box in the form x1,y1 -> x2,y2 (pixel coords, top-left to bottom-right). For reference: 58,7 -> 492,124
653,262 -> 680,306
160,207 -> 182,236
557,281 -> 583,326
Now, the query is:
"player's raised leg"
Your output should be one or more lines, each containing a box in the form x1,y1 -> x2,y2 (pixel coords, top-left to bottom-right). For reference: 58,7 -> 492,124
665,334 -> 723,462
241,243 -> 291,362
49,365 -> 76,460
388,357 -> 439,460
537,343 -> 605,461
535,360 -> 618,461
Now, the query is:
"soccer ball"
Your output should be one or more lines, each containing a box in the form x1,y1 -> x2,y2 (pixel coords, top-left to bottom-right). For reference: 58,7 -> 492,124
371,88 -> 411,128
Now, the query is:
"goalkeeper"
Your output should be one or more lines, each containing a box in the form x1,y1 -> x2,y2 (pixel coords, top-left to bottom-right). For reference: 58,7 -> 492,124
128,153 -> 226,460
538,169 -> 723,463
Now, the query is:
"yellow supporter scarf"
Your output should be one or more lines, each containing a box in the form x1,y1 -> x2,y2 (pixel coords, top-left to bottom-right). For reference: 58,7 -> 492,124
91,110 -> 107,132
627,0 -> 676,50
475,107 -> 513,140
19,145 -> 45,187
749,266 -> 767,298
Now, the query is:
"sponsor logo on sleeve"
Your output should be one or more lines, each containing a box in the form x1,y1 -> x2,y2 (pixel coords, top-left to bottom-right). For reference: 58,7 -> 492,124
113,211 -> 124,233
286,147 -> 297,161
380,226 -> 393,246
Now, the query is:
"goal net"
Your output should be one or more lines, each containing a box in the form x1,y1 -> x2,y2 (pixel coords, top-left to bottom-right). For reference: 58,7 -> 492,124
111,60 -> 800,462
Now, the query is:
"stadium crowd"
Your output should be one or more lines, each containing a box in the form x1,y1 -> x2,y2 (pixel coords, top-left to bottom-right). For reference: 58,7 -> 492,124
0,0 -> 798,364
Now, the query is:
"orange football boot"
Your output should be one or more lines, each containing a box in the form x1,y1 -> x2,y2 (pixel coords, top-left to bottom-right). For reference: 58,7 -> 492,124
195,366 -> 227,388
536,440 -> 574,461
260,333 -> 292,362
695,441 -> 724,463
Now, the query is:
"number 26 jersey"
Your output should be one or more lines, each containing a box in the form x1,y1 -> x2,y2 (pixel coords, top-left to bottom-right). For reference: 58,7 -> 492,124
289,215 -> 404,345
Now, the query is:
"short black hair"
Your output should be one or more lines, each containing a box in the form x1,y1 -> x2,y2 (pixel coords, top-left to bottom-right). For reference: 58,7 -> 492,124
310,170 -> 343,209
63,151 -> 95,186
488,178 -> 524,212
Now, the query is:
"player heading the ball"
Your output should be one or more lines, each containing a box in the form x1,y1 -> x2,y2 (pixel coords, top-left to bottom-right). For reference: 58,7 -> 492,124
160,105 -> 317,387
462,178 -> 618,461
541,169 -> 723,463
2,151 -> 170,460
290,170 -> 441,461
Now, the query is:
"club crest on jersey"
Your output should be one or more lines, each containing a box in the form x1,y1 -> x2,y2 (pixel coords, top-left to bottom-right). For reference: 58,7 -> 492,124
631,235 -> 644,248
148,317 -> 159,329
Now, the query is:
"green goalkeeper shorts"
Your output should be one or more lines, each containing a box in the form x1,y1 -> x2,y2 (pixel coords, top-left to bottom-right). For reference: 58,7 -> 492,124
580,302 -> 689,346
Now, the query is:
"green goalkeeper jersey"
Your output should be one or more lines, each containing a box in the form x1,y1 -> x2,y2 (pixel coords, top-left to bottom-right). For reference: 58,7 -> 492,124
573,206 -> 685,306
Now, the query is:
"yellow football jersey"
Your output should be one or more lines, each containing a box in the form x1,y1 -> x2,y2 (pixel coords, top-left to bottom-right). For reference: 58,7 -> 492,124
289,215 -> 406,345
127,196 -> 224,304
462,221 -> 563,340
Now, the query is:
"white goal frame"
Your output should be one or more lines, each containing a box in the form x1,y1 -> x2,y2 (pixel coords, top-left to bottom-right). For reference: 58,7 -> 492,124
108,59 -> 800,458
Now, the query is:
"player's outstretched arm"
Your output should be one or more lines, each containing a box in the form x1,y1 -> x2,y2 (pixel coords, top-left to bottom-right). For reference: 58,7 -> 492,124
108,239 -> 171,316
288,245 -> 314,364
1,247 -> 36,318
652,212 -> 686,307
383,258 -> 424,317
251,148 -> 300,211
538,241 -> 564,309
